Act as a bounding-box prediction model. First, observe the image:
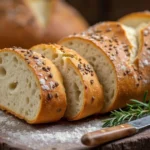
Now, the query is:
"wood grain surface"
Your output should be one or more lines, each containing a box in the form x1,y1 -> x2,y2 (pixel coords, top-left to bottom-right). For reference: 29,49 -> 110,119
0,110 -> 150,150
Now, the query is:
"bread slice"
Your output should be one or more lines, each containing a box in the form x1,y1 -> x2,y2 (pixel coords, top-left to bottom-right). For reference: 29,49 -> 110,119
31,44 -> 104,120
118,11 -> 150,28
0,47 -> 66,124
59,22 -> 142,113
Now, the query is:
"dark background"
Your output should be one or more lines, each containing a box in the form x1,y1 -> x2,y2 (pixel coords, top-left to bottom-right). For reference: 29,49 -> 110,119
66,0 -> 149,25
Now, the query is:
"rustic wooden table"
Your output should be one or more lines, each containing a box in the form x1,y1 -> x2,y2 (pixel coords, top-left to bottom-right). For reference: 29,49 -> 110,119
0,110 -> 150,150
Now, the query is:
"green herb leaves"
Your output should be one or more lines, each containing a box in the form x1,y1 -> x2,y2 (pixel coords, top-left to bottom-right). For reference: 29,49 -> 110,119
102,91 -> 150,127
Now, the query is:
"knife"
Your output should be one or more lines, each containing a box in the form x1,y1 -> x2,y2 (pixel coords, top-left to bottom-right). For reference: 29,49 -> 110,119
81,115 -> 150,146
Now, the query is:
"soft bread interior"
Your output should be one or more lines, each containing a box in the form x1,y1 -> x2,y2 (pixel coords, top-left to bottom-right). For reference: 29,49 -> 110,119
25,0 -> 52,27
61,39 -> 116,110
0,51 -> 41,121
33,47 -> 84,118
122,25 -> 138,62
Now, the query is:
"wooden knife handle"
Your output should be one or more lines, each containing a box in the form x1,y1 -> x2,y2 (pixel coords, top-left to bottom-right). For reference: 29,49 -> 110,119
81,124 -> 137,146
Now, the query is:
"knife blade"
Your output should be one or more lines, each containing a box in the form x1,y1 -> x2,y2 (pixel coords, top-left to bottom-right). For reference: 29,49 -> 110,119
81,115 -> 150,146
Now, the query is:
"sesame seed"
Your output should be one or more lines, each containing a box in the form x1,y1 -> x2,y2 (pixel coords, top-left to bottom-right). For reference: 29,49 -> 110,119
144,30 -> 149,36
91,96 -> 95,103
55,93 -> 59,98
48,73 -> 53,78
143,60 -> 149,66
47,93 -> 53,100
126,70 -> 130,74
60,46 -> 64,50
90,80 -> 94,85
49,81 -> 55,89
41,55 -> 45,58
42,67 -> 49,72
33,56 -> 39,59
121,65 -> 126,71
100,36 -> 104,40
27,51 -> 30,54
42,85 -> 50,90
124,49 -> 128,52
139,75 -> 142,80
144,43 -> 148,47
91,73 -> 94,76
39,78 -> 46,85
35,59 -> 42,66
47,67 -> 51,71
123,72 -> 127,76
55,82 -> 59,87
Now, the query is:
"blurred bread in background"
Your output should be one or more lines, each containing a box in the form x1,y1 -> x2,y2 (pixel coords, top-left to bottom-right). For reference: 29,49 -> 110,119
0,0 -> 88,48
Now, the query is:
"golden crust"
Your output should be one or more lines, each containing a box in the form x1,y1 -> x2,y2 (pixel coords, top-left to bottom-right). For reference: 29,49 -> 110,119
0,47 -> 67,124
0,0 -> 88,48
31,44 -> 104,120
59,22 -> 144,113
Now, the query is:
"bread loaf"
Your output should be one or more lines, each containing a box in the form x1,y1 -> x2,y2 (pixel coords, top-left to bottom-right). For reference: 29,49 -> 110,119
0,0 -> 88,48
0,47 -> 67,124
118,11 -> 150,27
31,44 -> 104,120
59,21 -> 150,113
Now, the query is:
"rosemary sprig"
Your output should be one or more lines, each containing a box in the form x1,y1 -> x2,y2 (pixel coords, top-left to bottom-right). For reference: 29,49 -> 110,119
102,91 -> 150,127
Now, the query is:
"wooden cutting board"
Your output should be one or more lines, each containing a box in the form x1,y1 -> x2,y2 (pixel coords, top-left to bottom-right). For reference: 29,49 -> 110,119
1,110 -> 150,150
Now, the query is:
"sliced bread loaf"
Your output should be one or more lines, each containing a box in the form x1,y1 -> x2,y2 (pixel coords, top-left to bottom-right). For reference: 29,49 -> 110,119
59,22 -> 144,113
31,44 -> 104,120
0,47 -> 67,124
